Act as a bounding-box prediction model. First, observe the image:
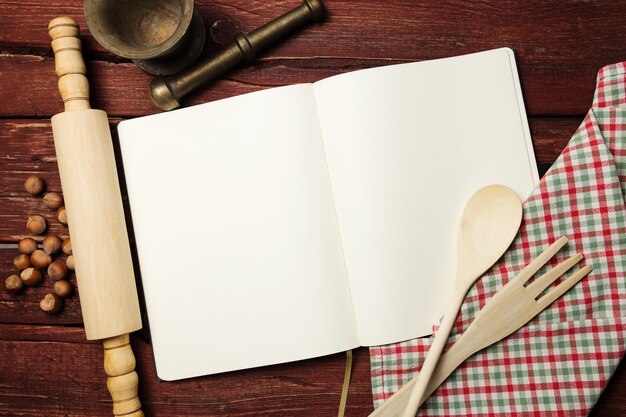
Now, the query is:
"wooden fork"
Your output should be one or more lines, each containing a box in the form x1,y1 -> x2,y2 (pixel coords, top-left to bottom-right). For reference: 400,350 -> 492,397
370,236 -> 592,417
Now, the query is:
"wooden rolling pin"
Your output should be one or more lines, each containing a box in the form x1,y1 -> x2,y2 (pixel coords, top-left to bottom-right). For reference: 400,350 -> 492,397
48,17 -> 144,417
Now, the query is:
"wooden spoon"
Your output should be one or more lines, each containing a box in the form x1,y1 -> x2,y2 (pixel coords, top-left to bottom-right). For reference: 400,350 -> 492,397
400,184 -> 523,417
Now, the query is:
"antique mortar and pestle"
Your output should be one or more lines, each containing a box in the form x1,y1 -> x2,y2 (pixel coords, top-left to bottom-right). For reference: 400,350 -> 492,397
84,0 -> 326,110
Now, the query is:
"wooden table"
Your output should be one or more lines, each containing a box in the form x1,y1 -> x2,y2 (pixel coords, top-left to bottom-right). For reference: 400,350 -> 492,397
1,1 -> 626,416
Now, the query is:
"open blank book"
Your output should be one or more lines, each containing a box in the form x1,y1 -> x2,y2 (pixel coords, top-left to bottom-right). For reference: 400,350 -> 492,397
118,48 -> 538,381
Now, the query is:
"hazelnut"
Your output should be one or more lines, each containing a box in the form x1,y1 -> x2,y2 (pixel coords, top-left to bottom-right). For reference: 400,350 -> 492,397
18,237 -> 38,254
43,234 -> 62,255
48,260 -> 68,281
53,279 -> 73,298
56,206 -> 68,225
24,175 -> 45,195
27,215 -> 47,235
31,249 -> 52,269
43,192 -> 64,210
62,237 -> 72,255
20,267 -> 42,286
65,255 -> 75,271
13,253 -> 31,270
40,293 -> 63,314
4,275 -> 23,294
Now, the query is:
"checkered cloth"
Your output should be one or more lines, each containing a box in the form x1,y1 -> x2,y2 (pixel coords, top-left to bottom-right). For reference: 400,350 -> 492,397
370,62 -> 626,416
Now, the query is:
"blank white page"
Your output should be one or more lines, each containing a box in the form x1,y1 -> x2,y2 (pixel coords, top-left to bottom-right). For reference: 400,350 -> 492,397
118,85 -> 358,380
313,48 -> 538,346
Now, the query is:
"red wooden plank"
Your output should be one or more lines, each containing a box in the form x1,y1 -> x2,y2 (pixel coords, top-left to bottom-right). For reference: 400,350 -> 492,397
3,0 -> 626,66
0,52 -> 602,118
0,324 -> 373,416
1,1 -> 625,117
0,323 -> 88,342
0,54 -> 271,118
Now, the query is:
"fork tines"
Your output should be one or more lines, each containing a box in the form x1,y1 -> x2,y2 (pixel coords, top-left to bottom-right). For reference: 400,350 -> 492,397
513,236 -> 592,309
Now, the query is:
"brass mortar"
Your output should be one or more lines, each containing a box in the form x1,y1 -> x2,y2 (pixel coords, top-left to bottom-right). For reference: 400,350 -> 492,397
84,0 -> 206,75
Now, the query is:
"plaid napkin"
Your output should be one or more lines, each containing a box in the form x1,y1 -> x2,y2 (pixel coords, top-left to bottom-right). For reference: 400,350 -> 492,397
370,62 -> 626,416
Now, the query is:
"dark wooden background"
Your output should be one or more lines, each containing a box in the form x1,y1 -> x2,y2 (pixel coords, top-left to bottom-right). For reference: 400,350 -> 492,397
1,1 -> 626,416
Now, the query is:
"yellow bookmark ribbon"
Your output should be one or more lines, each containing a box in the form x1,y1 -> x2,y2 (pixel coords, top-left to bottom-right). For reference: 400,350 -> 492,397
338,350 -> 353,417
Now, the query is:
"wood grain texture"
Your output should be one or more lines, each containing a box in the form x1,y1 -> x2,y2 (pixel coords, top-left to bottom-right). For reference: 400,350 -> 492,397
1,0 -> 625,416
0,52 -> 601,117
2,0 -> 626,117
0,325 -> 373,417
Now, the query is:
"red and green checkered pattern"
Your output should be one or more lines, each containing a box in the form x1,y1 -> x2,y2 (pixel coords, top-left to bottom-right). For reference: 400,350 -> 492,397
370,62 -> 626,416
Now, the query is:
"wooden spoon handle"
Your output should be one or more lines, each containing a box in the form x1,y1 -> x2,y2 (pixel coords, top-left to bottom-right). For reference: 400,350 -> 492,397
368,321 -> 479,417
368,340 -> 468,417
400,287 -> 466,417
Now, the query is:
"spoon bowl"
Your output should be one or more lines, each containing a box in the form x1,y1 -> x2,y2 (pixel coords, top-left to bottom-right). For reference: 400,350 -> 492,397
457,184 -> 524,282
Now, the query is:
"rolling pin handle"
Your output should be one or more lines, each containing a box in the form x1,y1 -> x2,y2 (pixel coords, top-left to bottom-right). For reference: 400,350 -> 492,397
48,17 -> 91,111
103,334 -> 144,417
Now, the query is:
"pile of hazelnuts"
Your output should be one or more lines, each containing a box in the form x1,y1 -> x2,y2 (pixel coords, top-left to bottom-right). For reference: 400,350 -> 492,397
3,175 -> 74,314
